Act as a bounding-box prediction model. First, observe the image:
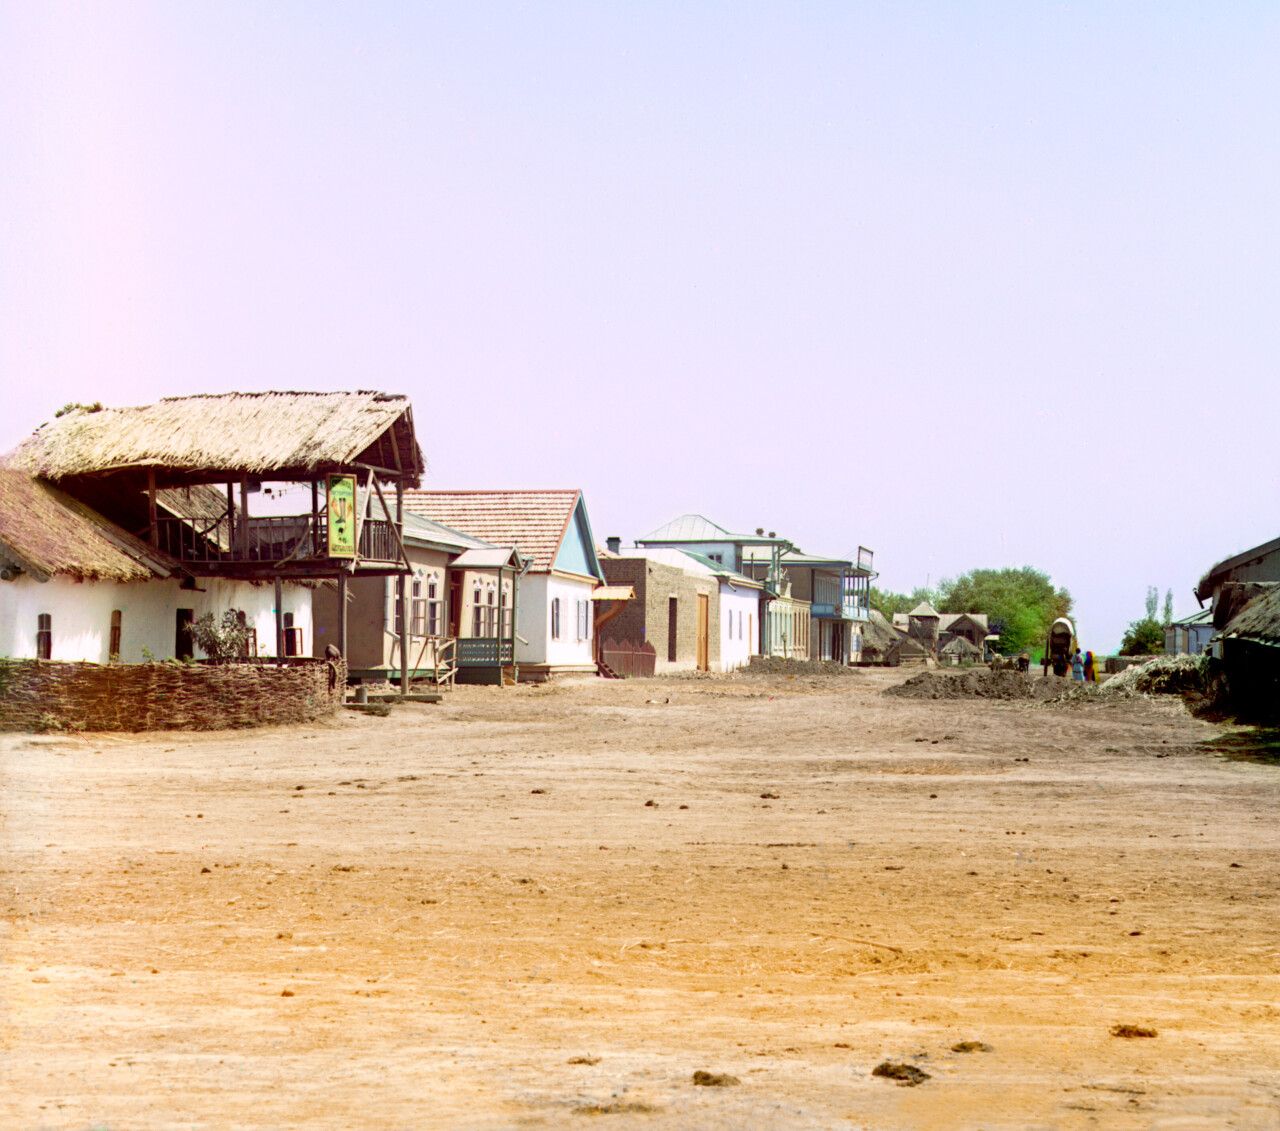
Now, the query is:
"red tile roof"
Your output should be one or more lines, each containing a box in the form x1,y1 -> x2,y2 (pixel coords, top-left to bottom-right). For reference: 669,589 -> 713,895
402,490 -> 581,572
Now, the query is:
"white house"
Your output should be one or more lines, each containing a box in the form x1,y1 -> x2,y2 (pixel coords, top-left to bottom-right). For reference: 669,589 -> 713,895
403,490 -> 605,679
0,471 -> 311,662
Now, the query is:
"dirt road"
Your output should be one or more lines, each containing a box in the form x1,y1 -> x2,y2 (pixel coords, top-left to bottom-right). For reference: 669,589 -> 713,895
3,668 -> 1278,1129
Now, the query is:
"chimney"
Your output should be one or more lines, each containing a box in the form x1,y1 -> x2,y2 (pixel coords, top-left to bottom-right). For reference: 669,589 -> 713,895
768,531 -> 776,539
756,527 -> 764,536
606,536 -> 621,555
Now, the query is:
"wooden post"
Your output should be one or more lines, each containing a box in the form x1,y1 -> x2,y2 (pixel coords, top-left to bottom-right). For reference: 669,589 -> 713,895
310,479 -> 319,549
239,475 -> 249,559
274,576 -> 284,666
147,468 -> 158,547
398,480 -> 409,695
338,572 -> 348,660
226,482 -> 235,559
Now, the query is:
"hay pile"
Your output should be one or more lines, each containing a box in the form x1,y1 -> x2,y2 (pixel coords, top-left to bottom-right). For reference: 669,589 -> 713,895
1097,654 -> 1210,699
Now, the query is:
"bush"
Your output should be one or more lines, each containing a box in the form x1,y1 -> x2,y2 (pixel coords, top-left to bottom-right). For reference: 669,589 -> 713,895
190,610 -> 255,664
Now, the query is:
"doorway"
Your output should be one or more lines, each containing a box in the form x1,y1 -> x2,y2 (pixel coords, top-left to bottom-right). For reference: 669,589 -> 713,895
175,608 -> 194,661
696,593 -> 710,672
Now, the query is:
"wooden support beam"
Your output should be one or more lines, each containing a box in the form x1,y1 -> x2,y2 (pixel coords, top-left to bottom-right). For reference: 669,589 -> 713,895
339,572 -> 349,660
147,468 -> 158,547
398,479 -> 409,695
274,576 -> 284,666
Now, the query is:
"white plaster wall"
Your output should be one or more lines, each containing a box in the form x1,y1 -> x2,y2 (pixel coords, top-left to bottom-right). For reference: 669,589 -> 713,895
0,575 -> 312,662
514,573 -> 595,668
718,581 -> 759,672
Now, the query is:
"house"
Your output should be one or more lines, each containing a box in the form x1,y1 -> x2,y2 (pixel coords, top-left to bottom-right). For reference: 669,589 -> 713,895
938,612 -> 989,653
402,491 -> 605,680
4,391 -> 423,671
1214,583 -> 1280,719
313,510 -> 523,685
740,544 -> 873,664
0,469 -> 315,662
1163,608 -> 1215,656
1195,535 -> 1280,612
636,518 -> 800,660
599,542 -> 764,673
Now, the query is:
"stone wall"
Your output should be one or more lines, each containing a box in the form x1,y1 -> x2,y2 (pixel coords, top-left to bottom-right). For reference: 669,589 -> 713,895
0,657 -> 347,733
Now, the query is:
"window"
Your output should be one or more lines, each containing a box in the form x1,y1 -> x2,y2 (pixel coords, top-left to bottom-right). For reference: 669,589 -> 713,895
499,589 -> 509,638
667,598 -> 678,662
487,589 -> 497,636
391,577 -> 406,633
576,599 -> 589,641
427,577 -> 441,637
36,613 -> 52,660
109,610 -> 122,660
727,609 -> 734,640
283,612 -> 303,657
738,610 -> 743,640
551,597 -> 561,640
410,598 -> 427,636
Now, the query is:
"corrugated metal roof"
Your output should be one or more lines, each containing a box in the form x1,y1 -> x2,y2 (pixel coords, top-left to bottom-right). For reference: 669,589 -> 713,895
402,490 -> 581,572
637,514 -> 736,542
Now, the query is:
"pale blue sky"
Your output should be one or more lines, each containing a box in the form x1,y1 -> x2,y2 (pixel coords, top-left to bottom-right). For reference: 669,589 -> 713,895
3,2 -> 1278,650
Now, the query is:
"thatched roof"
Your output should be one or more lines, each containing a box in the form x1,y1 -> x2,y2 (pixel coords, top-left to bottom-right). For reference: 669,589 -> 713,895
6,391 -> 423,486
0,470 -> 179,583
1221,583 -> 1280,645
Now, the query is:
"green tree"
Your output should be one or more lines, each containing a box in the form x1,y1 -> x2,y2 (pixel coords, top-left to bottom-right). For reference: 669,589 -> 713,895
870,586 -> 938,619
1120,587 -> 1166,655
935,567 -> 1072,656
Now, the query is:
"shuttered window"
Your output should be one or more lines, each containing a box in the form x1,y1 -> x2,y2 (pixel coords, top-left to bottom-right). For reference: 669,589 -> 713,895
36,613 -> 52,660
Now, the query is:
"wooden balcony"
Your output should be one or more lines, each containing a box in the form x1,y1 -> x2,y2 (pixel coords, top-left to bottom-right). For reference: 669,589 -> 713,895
154,514 -> 402,575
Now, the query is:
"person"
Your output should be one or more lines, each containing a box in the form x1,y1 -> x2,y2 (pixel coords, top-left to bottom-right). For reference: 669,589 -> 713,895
1071,649 -> 1085,681
1083,650 -> 1096,682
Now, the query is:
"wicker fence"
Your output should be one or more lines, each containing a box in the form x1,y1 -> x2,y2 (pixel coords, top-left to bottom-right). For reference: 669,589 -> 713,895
0,657 -> 346,733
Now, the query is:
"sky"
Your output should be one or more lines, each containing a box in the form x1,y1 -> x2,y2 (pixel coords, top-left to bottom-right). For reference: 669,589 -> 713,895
3,2 -> 1278,652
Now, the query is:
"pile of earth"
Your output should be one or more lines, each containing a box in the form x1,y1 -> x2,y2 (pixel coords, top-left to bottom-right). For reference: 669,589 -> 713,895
737,656 -> 861,679
885,669 -> 1071,701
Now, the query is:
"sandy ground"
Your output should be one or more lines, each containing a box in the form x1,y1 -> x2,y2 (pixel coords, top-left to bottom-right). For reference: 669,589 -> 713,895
3,666 -> 1279,1130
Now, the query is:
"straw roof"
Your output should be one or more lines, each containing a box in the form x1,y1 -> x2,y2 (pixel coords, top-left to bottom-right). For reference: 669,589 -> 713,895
7,391 -> 423,486
1221,583 -> 1280,645
0,470 -> 179,583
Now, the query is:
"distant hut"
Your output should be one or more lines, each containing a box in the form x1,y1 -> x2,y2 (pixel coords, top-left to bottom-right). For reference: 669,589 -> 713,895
906,601 -> 940,654
939,636 -> 982,666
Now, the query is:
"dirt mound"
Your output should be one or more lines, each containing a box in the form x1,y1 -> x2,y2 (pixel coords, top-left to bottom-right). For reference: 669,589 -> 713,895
738,656 -> 860,679
885,669 -> 1070,701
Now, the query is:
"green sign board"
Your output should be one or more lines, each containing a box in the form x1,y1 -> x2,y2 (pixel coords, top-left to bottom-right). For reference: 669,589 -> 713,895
327,474 -> 357,558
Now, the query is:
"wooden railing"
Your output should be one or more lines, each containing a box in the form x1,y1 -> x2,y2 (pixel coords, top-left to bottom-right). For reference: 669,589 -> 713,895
154,514 -> 401,566
456,638 -> 514,666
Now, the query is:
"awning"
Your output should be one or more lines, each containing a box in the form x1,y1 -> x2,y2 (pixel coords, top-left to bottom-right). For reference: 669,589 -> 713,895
592,585 -> 635,601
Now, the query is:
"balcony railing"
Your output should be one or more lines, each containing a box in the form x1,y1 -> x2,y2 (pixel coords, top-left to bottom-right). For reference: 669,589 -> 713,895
810,599 -> 871,620
154,514 -> 401,567
456,637 -> 515,666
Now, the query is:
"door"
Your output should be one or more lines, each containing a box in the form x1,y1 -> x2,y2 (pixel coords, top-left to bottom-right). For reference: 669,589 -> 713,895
696,593 -> 710,672
175,608 -> 194,661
